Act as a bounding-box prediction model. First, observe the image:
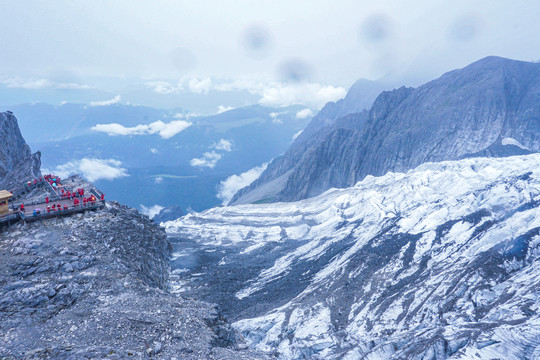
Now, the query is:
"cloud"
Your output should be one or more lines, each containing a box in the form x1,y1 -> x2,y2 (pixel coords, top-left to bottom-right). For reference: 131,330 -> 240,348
217,105 -> 235,114
0,77 -> 90,90
188,78 -> 212,94
269,112 -> 283,124
54,158 -> 129,182
213,79 -> 345,109
140,204 -> 165,219
154,177 -> 164,184
217,163 -> 268,205
212,139 -> 233,152
90,95 -> 122,106
92,119 -> 192,139
150,148 -> 158,154
174,112 -> 201,120
296,108 -> 314,119
146,77 -> 343,110
146,81 -> 181,94
191,139 -> 233,168
259,83 -> 346,109
190,151 -> 222,168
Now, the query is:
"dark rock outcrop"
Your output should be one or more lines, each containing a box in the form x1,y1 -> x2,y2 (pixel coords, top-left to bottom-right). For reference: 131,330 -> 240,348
0,114 -> 269,359
0,198 -> 270,359
0,111 -> 41,193
153,205 -> 185,224
232,56 -> 540,204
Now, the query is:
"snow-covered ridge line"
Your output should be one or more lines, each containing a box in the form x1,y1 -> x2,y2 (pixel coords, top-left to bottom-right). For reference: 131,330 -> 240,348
166,154 -> 540,359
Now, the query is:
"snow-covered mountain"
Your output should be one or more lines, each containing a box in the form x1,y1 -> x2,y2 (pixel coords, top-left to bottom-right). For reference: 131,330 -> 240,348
231,56 -> 540,205
165,154 -> 540,359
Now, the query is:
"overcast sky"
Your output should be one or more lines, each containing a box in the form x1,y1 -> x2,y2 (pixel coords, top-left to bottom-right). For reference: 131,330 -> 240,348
1,0 -> 539,111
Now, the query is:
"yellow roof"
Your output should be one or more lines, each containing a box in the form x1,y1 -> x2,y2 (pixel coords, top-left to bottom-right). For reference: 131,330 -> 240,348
0,190 -> 13,200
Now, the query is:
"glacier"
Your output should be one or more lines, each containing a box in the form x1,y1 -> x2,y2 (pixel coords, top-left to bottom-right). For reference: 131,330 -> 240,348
165,154 -> 540,359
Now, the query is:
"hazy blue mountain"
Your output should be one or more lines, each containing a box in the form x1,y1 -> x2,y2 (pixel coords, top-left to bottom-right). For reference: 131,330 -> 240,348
0,102 -> 186,143
231,56 -> 540,204
6,104 -> 312,212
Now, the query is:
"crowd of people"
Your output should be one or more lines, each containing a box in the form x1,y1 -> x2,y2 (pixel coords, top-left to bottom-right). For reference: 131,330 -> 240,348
19,174 -> 105,217
25,174 -> 63,191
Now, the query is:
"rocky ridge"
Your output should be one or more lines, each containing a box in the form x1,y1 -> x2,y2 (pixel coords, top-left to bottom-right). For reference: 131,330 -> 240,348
0,112 -> 270,359
1,194 -> 270,359
0,111 -> 41,193
231,56 -> 540,204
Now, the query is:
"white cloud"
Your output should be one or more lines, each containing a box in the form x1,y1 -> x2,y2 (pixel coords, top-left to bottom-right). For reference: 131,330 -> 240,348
154,177 -> 164,184
212,139 -> 233,152
174,112 -> 201,120
140,204 -> 164,219
92,119 -> 192,139
217,105 -> 235,114
146,76 -> 343,110
150,148 -> 158,154
188,78 -> 212,94
90,95 -> 122,106
147,78 -> 212,95
212,79 -> 345,109
54,158 -> 129,182
146,81 -> 181,94
296,108 -> 314,119
157,120 -> 192,139
292,130 -> 303,140
0,77 -> 90,90
259,83 -> 346,109
190,151 -> 222,168
217,163 -> 268,205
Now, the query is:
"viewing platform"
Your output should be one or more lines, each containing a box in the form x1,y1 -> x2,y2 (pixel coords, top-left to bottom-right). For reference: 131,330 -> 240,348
0,174 -> 106,228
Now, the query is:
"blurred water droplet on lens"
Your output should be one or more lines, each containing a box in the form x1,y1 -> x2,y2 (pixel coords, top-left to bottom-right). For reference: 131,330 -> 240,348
448,14 -> 481,42
242,25 -> 272,59
359,14 -> 393,45
277,58 -> 312,83
169,47 -> 197,72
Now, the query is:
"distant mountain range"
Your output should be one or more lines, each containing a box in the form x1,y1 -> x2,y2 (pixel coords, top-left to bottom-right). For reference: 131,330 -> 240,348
231,56 -> 540,204
0,103 -> 313,212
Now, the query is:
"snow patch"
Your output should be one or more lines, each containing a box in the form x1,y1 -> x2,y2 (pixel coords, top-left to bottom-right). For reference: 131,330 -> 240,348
502,137 -> 529,150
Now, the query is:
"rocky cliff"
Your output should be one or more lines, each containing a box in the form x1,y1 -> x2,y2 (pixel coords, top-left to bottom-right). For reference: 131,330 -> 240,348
1,199 -> 271,359
231,56 -> 540,204
0,111 -> 41,193
230,79 -> 384,205
0,114 -> 270,359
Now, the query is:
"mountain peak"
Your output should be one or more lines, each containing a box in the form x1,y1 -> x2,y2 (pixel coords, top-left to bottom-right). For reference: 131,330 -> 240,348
231,57 -> 540,204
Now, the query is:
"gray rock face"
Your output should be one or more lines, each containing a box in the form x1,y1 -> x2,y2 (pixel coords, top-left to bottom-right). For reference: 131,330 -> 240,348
0,124 -> 269,358
0,198 -> 270,359
0,111 -> 41,193
232,56 -> 540,204
153,205 -> 185,224
230,79 -> 385,205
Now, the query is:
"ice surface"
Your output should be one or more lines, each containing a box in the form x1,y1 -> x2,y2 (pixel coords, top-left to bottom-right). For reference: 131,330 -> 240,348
166,154 -> 540,359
